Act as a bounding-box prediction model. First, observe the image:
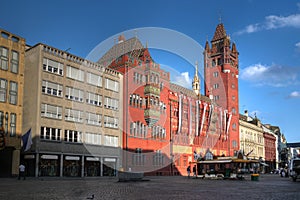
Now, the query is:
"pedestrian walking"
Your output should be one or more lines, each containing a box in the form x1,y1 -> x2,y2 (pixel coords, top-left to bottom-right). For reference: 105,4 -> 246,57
193,165 -> 196,177
187,166 -> 191,178
18,163 -> 26,180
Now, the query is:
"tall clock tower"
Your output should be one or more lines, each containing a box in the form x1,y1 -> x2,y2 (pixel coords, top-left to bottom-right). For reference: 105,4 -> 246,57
204,23 -> 239,156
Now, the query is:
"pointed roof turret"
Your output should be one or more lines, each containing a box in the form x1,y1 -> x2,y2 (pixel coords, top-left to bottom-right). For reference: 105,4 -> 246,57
232,42 -> 237,53
194,61 -> 199,80
205,41 -> 210,51
212,23 -> 227,42
193,61 -> 200,96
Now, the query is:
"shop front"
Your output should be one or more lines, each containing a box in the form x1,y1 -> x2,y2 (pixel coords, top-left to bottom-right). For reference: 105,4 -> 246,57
63,155 -> 81,177
39,154 -> 60,177
22,152 -> 119,177
103,157 -> 116,176
23,154 -> 36,177
84,157 -> 100,177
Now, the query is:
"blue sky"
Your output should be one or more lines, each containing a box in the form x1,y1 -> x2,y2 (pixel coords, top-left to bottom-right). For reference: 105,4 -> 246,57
1,0 -> 299,142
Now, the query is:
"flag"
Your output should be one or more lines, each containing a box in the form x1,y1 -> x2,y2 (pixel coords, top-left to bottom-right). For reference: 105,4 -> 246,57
22,128 -> 32,152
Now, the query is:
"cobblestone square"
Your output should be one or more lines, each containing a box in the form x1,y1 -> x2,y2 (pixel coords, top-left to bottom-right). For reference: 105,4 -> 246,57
0,174 -> 299,200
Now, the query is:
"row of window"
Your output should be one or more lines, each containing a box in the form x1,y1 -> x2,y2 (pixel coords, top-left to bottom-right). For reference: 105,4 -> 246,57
210,57 -> 237,68
129,94 -> 166,112
0,111 -> 17,136
1,32 -> 20,42
213,94 -> 236,103
129,122 -> 166,140
211,58 -> 222,67
130,121 -> 148,138
212,82 -> 236,90
133,71 -> 160,85
241,129 -> 264,143
151,125 -> 166,139
0,79 -> 18,104
43,58 -> 119,92
42,80 -> 119,110
0,46 -> 19,73
40,126 -> 118,147
41,104 -> 119,128
132,149 -> 165,166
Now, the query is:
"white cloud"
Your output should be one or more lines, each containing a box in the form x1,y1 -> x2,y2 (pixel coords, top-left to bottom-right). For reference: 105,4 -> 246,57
288,91 -> 300,98
296,42 -> 300,50
265,14 -> 300,29
242,24 -> 261,34
236,13 -> 300,35
240,63 -> 299,87
172,71 -> 192,89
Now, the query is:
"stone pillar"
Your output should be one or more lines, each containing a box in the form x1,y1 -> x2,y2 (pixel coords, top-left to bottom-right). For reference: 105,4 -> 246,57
35,153 -> 39,177
81,155 -> 84,177
100,157 -> 103,176
12,149 -> 20,176
60,154 -> 63,177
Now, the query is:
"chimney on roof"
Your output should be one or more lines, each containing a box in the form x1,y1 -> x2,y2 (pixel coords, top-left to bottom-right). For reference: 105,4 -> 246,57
244,110 -> 252,122
118,34 -> 126,43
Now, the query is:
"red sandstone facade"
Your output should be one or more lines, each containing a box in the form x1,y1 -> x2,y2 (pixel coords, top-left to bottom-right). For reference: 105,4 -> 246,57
204,23 -> 240,156
108,46 -> 172,175
106,23 -> 240,176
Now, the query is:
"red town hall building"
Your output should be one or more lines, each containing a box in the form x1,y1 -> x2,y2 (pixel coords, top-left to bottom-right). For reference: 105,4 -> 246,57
203,23 -> 240,157
100,23 -> 240,176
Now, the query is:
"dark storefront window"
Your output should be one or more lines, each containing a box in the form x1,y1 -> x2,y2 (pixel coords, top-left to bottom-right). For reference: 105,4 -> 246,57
39,155 -> 60,176
63,156 -> 81,177
84,158 -> 100,176
103,158 -> 116,176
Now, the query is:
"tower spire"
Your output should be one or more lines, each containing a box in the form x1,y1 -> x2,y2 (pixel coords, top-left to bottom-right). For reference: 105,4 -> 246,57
195,60 -> 198,78
218,11 -> 222,24
193,60 -> 200,96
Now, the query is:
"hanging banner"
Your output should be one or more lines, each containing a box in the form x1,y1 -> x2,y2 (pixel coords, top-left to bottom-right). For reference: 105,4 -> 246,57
195,100 -> 201,136
207,104 -> 214,137
226,112 -> 232,141
200,103 -> 207,136
219,107 -> 223,139
188,97 -> 194,145
223,110 -> 228,140
177,94 -> 183,134
188,97 -> 192,136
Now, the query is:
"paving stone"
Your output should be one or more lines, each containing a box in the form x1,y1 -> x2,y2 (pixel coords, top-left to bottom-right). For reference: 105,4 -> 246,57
0,174 -> 299,200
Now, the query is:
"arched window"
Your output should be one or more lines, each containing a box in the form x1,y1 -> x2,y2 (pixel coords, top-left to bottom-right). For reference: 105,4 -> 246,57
232,123 -> 237,130
232,140 -> 238,148
232,107 -> 236,114
205,151 -> 213,160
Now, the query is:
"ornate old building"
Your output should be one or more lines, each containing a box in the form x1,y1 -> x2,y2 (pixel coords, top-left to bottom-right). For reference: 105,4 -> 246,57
204,23 -> 240,156
102,36 -> 172,175
103,23 -> 239,176
239,111 -> 265,161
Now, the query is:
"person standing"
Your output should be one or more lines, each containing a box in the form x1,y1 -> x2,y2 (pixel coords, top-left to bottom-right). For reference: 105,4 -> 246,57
187,166 -> 191,178
193,165 -> 196,177
18,163 -> 26,180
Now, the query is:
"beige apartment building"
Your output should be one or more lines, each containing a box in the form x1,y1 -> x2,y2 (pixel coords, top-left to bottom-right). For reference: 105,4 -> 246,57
239,111 -> 265,164
23,43 -> 123,177
0,29 -> 25,177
